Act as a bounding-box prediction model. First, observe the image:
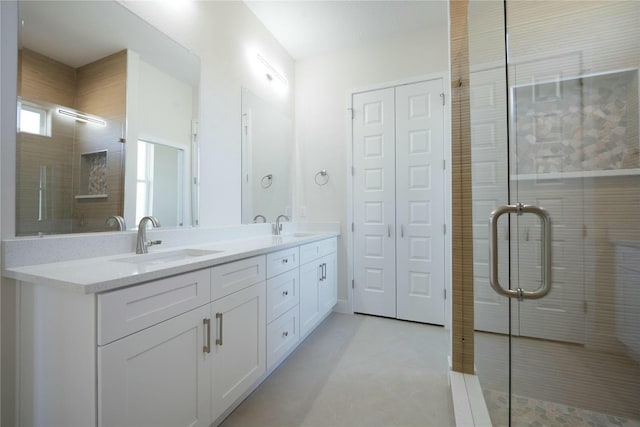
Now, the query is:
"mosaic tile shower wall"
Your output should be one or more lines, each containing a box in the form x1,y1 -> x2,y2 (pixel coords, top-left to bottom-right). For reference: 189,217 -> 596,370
513,69 -> 639,175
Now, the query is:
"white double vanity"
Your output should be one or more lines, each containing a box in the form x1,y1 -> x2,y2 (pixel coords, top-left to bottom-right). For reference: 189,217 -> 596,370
3,228 -> 339,427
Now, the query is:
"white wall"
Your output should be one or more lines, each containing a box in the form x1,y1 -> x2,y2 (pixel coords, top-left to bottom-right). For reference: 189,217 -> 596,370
294,25 -> 449,305
120,0 -> 295,227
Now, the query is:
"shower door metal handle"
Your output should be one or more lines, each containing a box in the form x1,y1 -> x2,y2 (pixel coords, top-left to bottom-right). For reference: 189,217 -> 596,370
489,204 -> 552,300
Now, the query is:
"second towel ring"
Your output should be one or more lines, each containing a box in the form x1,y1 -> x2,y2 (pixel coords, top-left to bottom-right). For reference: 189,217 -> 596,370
261,174 -> 273,189
314,170 -> 329,186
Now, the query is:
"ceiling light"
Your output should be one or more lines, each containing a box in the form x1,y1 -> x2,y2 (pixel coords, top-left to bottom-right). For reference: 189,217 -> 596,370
57,108 -> 106,127
256,53 -> 288,86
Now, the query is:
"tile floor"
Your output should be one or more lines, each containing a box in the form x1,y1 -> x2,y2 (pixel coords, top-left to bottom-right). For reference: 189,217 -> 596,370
220,313 -> 455,427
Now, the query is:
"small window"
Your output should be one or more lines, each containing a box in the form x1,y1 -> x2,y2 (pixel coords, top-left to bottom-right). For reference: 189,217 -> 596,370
18,101 -> 50,136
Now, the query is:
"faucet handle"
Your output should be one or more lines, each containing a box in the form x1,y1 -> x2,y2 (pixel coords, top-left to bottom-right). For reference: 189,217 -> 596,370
147,240 -> 162,246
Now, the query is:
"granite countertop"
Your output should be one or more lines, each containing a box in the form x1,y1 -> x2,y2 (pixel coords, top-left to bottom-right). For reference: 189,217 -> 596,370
2,232 -> 338,294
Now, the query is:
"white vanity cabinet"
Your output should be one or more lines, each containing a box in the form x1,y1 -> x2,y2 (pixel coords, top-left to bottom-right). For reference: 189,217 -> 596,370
97,269 -> 213,427
210,257 -> 266,421
13,234 -> 338,427
266,248 -> 300,370
299,238 -> 338,337
99,305 -> 212,427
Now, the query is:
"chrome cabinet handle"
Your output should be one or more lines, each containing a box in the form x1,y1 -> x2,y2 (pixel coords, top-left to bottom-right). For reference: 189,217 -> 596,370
203,318 -> 211,353
283,290 -> 289,296
215,312 -> 223,346
322,263 -> 327,280
282,258 -> 288,264
318,264 -> 323,281
489,204 -> 552,300
282,331 -> 289,337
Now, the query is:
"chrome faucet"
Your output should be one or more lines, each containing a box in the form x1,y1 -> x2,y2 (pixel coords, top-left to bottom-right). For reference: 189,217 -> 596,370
253,214 -> 267,223
105,215 -> 126,231
274,214 -> 289,235
136,216 -> 162,254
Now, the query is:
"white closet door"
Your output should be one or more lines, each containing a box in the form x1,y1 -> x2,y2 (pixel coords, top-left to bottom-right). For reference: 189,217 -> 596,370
395,80 -> 446,325
353,87 -> 397,318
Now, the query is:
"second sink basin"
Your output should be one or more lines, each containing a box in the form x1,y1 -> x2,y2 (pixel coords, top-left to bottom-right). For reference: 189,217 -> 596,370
112,248 -> 223,266
286,233 -> 316,238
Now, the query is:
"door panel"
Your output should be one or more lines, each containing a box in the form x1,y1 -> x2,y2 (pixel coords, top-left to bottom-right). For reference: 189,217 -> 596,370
353,87 -> 397,318
395,80 -> 445,324
211,283 -> 265,420
99,305 -> 211,427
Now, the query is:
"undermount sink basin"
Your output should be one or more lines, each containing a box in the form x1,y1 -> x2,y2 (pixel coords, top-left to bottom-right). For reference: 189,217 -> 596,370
112,248 -> 223,266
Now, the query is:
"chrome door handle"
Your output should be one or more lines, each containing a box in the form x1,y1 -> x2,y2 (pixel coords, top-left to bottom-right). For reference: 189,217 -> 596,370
215,312 -> 223,346
489,204 -> 552,300
203,318 -> 211,353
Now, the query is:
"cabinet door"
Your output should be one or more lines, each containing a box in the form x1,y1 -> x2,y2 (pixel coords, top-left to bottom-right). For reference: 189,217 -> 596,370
211,282 -> 266,420
299,261 -> 322,337
99,305 -> 212,427
319,253 -> 337,316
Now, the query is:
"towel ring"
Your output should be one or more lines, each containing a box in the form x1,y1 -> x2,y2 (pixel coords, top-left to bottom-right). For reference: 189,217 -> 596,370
314,170 -> 329,186
261,174 -> 273,189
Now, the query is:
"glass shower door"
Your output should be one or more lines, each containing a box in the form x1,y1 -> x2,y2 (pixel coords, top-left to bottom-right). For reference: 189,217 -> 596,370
472,1 -> 640,426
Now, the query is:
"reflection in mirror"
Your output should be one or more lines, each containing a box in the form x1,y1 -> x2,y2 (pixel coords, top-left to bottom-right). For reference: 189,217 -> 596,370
15,1 -> 200,236
136,140 -> 184,227
241,87 -> 293,224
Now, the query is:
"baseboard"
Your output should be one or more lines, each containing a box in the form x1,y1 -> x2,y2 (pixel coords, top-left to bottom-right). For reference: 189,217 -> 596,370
333,298 -> 351,314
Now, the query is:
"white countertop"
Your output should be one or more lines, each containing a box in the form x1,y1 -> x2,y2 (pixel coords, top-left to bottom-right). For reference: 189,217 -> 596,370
2,232 -> 339,294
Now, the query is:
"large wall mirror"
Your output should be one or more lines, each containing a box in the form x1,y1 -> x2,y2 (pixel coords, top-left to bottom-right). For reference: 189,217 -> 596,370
241,87 -> 293,224
16,0 -> 200,236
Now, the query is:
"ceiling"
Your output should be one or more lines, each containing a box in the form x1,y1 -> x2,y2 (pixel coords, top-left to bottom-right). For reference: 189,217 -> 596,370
244,1 -> 449,60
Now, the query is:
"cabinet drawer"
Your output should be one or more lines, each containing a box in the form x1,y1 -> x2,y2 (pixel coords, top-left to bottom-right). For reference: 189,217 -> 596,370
299,237 -> 337,264
266,247 -> 299,278
211,255 -> 265,300
267,305 -> 299,370
98,269 -> 211,345
267,268 -> 299,323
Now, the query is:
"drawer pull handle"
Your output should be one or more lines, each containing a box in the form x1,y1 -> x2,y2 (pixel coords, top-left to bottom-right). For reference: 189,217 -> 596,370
282,331 -> 289,337
215,312 -> 223,346
322,263 -> 327,281
203,318 -> 211,354
283,290 -> 289,296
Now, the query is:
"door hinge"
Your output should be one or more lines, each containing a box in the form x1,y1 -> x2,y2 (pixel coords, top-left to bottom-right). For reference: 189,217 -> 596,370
440,92 -> 445,106
443,159 -> 446,170
443,224 -> 446,235
351,222 -> 355,232
583,301 -> 588,313
348,108 -> 354,120
352,279 -> 355,289
351,166 -> 355,176
582,224 -> 587,239
444,288 -> 447,300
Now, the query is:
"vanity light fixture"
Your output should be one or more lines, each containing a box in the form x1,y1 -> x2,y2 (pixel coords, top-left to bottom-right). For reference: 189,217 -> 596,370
256,53 -> 288,86
57,108 -> 107,127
